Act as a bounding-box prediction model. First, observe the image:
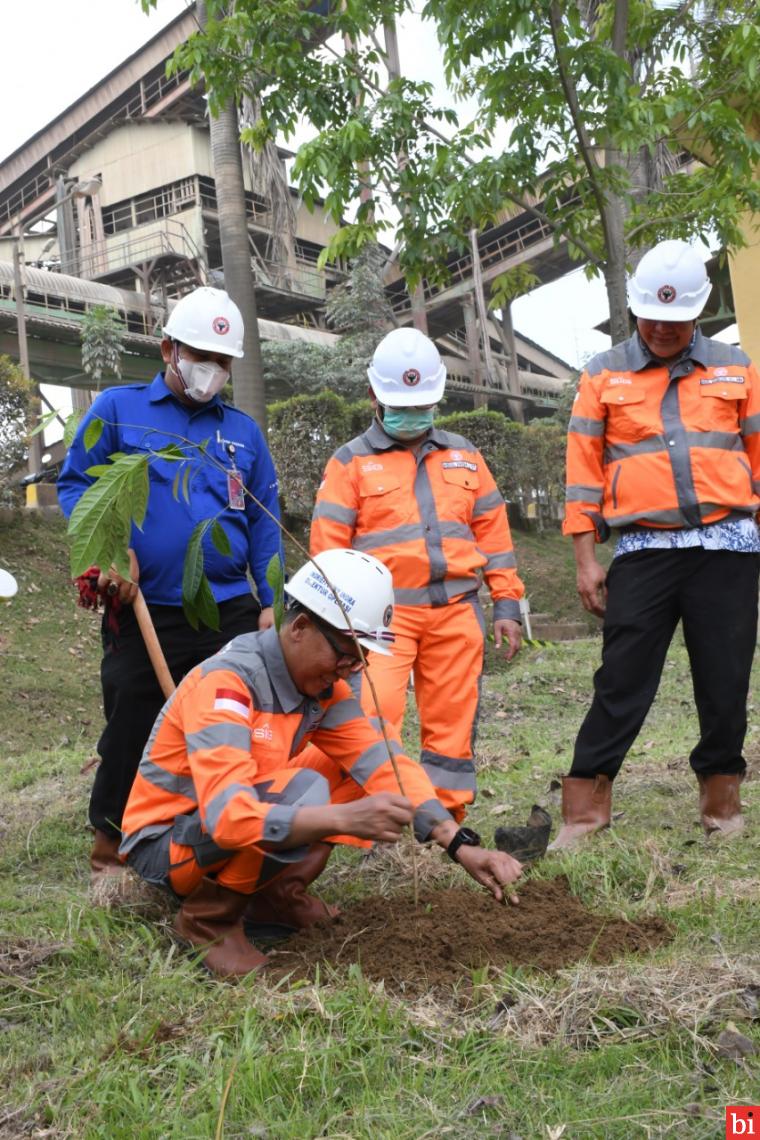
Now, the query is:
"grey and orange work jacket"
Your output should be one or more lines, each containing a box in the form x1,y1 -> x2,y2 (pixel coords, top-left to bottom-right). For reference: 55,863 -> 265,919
563,330 -> 760,540
120,628 -> 451,860
311,420 -> 524,622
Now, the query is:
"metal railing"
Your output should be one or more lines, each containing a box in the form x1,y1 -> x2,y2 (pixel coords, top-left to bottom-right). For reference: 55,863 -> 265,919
198,176 -> 273,229
75,219 -> 203,280
390,212 -> 557,316
252,256 -> 325,301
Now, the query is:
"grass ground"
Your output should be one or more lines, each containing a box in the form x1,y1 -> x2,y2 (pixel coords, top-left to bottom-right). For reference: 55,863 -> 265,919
1,511 -> 758,1139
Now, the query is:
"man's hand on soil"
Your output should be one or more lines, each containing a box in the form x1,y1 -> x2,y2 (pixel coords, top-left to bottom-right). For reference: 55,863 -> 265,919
455,846 -> 523,905
338,792 -> 414,842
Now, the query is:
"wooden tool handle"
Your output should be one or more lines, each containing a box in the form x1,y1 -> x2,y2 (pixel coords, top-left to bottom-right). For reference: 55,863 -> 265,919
133,589 -> 176,700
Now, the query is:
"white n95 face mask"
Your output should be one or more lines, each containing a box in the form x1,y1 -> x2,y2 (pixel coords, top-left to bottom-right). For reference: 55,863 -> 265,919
176,356 -> 230,403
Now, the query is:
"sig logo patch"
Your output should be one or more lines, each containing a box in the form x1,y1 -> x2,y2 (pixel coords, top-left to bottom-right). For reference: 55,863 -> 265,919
402,368 -> 421,387
213,316 -> 231,335
657,284 -> 677,304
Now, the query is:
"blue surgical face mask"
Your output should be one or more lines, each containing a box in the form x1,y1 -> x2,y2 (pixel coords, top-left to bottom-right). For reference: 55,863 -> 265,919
381,406 -> 435,441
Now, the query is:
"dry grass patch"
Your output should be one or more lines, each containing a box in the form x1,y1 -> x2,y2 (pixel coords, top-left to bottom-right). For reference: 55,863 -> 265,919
478,957 -> 760,1051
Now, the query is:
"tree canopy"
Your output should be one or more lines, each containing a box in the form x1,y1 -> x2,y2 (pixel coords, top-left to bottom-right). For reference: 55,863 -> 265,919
149,0 -> 760,341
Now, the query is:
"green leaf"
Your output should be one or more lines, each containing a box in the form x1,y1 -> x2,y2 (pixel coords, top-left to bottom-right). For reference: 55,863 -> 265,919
28,408 -> 60,438
155,443 -> 187,462
181,464 -> 192,504
67,454 -> 148,577
172,466 -> 181,502
83,417 -> 104,452
63,409 -> 85,449
129,458 -> 150,531
210,520 -> 232,557
182,520 -> 209,606
181,529 -> 220,632
265,553 -> 285,631
184,571 -> 220,632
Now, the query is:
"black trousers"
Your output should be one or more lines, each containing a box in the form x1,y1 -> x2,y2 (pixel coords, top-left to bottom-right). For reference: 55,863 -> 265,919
571,548 -> 759,781
92,594 -> 261,837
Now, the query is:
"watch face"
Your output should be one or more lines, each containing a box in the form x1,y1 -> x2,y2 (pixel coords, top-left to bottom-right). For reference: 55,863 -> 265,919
459,827 -> 481,845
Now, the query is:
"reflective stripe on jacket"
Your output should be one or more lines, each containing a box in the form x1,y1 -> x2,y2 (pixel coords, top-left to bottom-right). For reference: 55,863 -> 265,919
563,330 -> 760,537
120,627 -> 451,856
310,420 -> 524,621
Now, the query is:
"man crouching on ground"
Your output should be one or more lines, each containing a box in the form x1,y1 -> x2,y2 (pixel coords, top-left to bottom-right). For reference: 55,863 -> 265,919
119,549 -> 523,978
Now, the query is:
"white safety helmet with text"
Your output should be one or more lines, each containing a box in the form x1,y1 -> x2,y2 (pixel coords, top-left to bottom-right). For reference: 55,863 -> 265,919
164,287 -> 245,358
285,549 -> 395,656
368,328 -> 447,407
627,240 -> 712,322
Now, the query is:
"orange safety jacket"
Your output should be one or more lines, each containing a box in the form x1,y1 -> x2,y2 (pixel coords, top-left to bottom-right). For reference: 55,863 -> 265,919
120,628 -> 451,858
311,420 -> 524,622
564,330 -> 760,538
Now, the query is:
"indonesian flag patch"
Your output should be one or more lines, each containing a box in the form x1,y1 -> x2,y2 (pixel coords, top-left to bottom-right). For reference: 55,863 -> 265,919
214,688 -> 251,718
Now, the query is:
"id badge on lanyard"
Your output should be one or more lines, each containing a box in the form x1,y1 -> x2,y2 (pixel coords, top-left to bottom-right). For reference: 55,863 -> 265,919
225,444 -> 246,511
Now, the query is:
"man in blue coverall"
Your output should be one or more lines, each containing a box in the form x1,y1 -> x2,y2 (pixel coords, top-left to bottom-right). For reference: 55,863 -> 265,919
58,287 -> 282,883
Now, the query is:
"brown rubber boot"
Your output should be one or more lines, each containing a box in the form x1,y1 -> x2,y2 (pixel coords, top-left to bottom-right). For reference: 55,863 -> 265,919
244,842 -> 339,937
698,773 -> 744,837
173,877 -> 269,978
547,775 -> 613,851
90,829 -> 124,883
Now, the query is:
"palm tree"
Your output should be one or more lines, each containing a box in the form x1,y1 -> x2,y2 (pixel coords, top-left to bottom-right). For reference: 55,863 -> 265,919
198,0 -> 266,427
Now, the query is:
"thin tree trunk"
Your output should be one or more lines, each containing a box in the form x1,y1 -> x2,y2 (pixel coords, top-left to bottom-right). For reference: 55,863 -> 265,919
383,18 -> 429,334
198,0 -> 266,426
602,197 -> 631,344
464,296 -> 487,409
602,0 -> 632,343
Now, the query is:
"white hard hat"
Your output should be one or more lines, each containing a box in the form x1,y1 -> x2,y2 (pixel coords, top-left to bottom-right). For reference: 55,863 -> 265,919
285,549 -> 395,656
164,287 -> 245,358
627,240 -> 711,321
367,328 -> 446,407
0,568 -> 18,599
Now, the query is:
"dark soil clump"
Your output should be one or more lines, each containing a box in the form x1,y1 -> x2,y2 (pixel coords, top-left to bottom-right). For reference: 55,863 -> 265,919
269,875 -> 672,995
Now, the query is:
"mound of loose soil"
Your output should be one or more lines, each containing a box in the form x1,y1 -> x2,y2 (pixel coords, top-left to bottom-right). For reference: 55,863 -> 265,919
269,876 -> 672,995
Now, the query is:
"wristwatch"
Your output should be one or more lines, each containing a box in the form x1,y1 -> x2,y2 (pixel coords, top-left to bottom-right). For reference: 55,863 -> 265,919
446,826 -> 482,863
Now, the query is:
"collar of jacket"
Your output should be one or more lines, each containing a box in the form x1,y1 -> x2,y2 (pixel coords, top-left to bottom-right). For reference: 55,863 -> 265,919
629,328 -> 711,373
365,417 -> 448,451
256,624 -> 322,712
148,371 -> 225,418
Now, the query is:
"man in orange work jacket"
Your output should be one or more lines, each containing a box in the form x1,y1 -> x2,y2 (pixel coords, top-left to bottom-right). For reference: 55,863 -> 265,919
310,328 -> 525,821
552,239 -> 760,848
119,549 -> 523,978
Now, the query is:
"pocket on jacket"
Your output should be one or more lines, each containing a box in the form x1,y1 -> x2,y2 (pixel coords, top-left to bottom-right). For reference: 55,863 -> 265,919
599,387 -> 651,441
121,427 -> 180,484
694,385 -> 747,433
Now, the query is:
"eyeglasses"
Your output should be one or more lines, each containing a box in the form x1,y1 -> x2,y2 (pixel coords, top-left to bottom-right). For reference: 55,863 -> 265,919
312,617 -> 365,672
